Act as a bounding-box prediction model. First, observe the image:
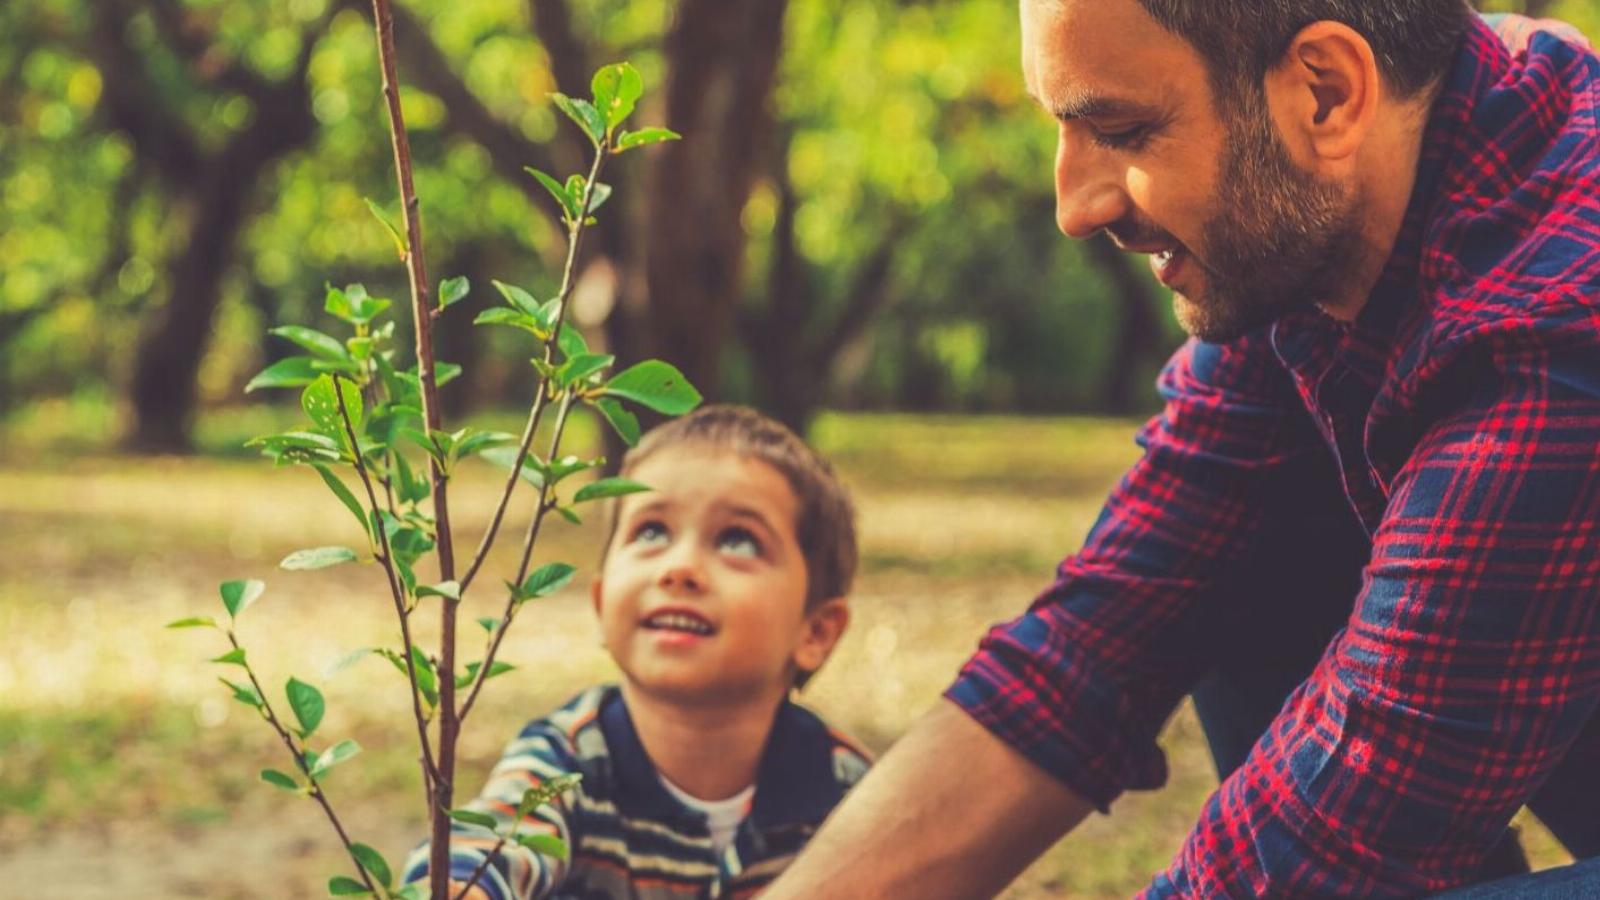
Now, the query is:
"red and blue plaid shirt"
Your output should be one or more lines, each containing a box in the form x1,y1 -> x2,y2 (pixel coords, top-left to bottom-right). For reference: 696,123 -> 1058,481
949,17 -> 1600,898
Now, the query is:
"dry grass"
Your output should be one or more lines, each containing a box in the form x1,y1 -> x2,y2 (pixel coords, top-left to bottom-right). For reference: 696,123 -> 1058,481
0,412 -> 1568,898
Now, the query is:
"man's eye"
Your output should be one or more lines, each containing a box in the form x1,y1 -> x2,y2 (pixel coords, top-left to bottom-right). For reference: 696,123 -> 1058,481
630,521 -> 669,546
1089,124 -> 1153,151
717,527 -> 762,559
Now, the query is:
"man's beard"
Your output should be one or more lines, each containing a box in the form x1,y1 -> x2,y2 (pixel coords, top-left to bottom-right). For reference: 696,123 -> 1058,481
1176,96 -> 1367,343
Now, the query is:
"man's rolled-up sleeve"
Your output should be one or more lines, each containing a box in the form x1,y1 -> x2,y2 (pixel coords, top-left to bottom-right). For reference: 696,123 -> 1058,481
1154,345 -> 1600,896
947,331 -> 1332,811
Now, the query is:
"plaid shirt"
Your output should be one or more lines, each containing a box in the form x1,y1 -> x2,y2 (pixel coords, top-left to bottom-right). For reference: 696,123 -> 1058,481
402,686 -> 871,899
948,18 -> 1600,898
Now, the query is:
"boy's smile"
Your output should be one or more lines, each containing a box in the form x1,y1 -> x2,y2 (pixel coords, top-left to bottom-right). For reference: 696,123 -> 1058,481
594,445 -> 838,708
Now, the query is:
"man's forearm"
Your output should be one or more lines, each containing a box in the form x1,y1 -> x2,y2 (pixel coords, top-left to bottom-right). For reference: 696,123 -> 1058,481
764,699 -> 1093,899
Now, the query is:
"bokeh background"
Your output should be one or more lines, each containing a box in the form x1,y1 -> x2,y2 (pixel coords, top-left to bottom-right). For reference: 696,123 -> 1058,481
3,0 -> 1595,896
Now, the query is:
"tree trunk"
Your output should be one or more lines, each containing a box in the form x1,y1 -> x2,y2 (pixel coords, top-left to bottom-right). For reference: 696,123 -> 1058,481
639,0 -> 789,397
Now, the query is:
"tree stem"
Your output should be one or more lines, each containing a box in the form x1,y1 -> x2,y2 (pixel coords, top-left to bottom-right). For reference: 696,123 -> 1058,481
369,2 -> 458,896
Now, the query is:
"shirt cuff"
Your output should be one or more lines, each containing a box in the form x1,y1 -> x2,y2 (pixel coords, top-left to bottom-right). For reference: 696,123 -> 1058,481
944,610 -> 1168,813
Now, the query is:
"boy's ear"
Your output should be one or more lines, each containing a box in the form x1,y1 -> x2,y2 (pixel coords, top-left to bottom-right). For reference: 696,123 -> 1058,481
793,598 -> 849,675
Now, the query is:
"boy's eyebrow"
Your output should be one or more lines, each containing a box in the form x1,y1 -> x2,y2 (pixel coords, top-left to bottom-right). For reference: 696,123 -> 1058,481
716,501 -> 784,533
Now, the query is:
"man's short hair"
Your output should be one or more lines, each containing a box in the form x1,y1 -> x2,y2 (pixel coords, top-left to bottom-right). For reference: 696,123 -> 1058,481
1134,0 -> 1474,103
608,404 -> 858,613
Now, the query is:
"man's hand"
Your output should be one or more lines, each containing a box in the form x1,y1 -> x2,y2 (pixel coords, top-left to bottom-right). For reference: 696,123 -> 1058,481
762,700 -> 1094,899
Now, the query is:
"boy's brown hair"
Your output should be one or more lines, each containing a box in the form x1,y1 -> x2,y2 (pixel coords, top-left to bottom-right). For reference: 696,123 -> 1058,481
602,404 -> 858,614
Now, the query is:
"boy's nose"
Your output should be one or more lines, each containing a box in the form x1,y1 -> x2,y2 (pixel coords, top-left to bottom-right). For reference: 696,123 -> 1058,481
657,560 -> 705,593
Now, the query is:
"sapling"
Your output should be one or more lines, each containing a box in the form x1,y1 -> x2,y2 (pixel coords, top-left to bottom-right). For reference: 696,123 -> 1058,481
167,3 -> 695,897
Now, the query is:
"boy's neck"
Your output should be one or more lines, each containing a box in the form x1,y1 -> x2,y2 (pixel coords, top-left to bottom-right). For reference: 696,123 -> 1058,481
620,682 -> 785,802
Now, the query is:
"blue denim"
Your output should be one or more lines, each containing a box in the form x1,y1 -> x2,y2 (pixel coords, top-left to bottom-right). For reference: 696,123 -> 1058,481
1430,855 -> 1600,899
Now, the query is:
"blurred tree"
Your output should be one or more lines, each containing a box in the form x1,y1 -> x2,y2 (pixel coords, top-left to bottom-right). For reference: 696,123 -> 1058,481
88,0 -> 331,451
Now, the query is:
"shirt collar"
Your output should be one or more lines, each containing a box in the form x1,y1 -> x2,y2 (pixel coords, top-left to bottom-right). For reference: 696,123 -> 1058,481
1271,16 -> 1510,386
598,688 -> 843,829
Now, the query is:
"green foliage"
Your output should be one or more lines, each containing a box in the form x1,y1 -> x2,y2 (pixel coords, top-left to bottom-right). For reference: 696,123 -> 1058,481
220,580 -> 265,620
161,48 -> 695,900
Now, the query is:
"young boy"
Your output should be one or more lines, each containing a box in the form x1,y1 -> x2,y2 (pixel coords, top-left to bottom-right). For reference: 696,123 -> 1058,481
402,405 -> 870,899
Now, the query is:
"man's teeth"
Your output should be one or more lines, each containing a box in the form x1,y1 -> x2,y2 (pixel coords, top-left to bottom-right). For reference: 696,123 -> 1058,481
646,613 -> 713,635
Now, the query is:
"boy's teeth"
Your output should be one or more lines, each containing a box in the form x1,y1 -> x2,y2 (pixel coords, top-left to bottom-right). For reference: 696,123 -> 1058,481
646,612 -> 712,635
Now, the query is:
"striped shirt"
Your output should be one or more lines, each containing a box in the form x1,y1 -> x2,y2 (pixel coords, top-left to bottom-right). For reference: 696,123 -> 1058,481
402,686 -> 871,899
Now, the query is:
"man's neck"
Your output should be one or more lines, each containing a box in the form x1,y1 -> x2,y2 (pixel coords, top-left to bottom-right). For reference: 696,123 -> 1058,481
620,682 -> 783,801
1319,93 -> 1436,323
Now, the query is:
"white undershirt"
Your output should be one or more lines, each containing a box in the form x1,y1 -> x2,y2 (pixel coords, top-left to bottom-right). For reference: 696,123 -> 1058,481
658,776 -> 754,852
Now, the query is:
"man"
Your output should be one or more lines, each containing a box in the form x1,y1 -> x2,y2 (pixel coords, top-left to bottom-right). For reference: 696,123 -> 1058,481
767,1 -> 1600,897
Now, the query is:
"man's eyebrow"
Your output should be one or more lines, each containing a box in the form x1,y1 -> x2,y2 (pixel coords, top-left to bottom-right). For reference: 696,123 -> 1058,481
1026,88 -> 1155,122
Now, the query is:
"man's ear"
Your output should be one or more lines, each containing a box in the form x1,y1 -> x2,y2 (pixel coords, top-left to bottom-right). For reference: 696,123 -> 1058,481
1266,20 -> 1380,165
794,598 -> 850,675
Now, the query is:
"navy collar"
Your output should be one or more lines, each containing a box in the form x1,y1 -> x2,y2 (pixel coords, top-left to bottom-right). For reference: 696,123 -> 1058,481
597,687 -> 844,830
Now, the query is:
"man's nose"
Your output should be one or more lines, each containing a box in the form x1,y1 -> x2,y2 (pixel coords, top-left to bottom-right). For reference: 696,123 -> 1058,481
1054,132 -> 1129,240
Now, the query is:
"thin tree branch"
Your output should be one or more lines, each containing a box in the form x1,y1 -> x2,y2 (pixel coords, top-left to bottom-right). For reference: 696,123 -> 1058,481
230,633 -> 380,898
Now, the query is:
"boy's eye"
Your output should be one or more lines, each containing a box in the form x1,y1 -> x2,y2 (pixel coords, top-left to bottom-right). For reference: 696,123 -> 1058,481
629,521 -> 670,546
716,526 -> 762,559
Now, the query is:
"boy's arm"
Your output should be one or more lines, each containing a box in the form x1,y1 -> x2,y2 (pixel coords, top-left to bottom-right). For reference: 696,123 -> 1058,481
765,700 -> 1091,898
401,728 -> 578,900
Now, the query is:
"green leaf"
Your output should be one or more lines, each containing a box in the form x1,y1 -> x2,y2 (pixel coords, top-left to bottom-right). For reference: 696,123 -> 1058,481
312,465 -> 371,539
524,167 -> 579,221
350,843 -> 392,890
592,62 -> 643,129
280,546 -> 360,571
414,580 -> 461,601
327,874 -> 371,896
515,832 -> 570,861
220,580 -> 265,619
439,276 -> 470,310
473,307 -> 543,334
270,326 -> 349,363
326,283 -> 391,326
433,361 -> 463,387
520,562 -> 576,600
456,660 -> 515,689
310,738 -> 361,777
246,356 -> 322,392
286,677 -> 325,738
521,772 -> 583,810
556,353 -> 613,389
555,324 -> 589,361
328,647 -> 375,677
219,676 -> 263,709
475,616 -> 500,635
391,451 -> 426,505
165,616 -> 217,630
393,885 -> 424,900
364,197 -> 407,260
602,361 -> 702,415
584,182 -> 612,215
410,645 -> 438,707
211,648 -> 248,667
260,768 -> 300,792
615,127 -> 681,152
573,477 -> 651,504
301,376 -> 341,436
551,92 -> 605,145
591,397 -> 641,446
547,454 -> 601,484
447,809 -> 499,831
555,505 -> 583,526
479,447 -> 546,489
455,430 -> 517,460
